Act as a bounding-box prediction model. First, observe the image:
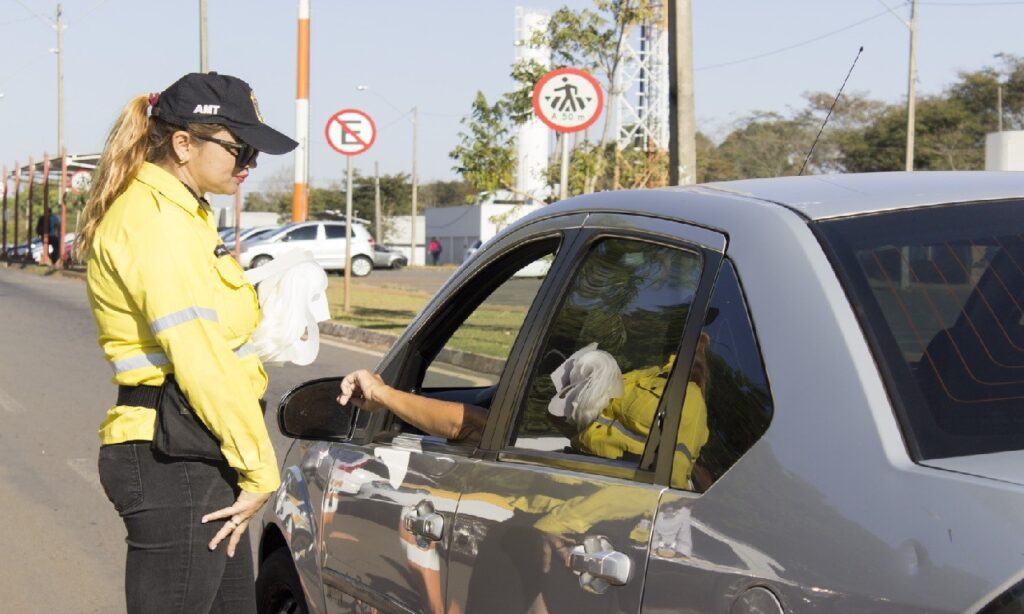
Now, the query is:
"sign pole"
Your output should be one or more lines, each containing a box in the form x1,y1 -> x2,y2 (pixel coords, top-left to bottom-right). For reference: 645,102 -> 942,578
344,155 -> 353,313
2,164 -> 7,259
559,133 -> 569,201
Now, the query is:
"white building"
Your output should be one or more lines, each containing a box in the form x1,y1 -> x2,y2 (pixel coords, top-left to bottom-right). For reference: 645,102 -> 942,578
382,214 -> 427,266
985,131 -> 1024,170
514,7 -> 551,201
424,196 -> 544,265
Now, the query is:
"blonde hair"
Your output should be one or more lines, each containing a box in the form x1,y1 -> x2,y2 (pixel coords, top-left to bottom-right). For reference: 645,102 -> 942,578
76,95 -> 225,258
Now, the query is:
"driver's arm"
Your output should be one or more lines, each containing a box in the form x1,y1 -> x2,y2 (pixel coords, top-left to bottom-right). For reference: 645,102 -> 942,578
338,369 -> 488,442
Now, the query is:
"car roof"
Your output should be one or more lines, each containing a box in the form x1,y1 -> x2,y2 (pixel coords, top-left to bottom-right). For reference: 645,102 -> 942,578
697,171 -> 1024,220
532,172 -> 1024,226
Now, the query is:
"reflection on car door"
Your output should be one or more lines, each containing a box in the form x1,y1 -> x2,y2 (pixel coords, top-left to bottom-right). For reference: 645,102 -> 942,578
447,218 -> 727,613
320,438 -> 473,614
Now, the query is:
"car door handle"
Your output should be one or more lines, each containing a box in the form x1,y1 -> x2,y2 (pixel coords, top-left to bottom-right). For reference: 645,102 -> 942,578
403,500 -> 444,542
570,535 -> 632,594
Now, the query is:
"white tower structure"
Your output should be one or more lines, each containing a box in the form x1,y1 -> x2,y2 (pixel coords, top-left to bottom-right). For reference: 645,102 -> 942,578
515,7 -> 551,202
616,6 -> 670,152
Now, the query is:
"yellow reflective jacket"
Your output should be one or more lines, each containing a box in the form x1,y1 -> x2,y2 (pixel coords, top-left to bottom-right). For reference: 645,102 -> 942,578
86,162 -> 279,493
574,360 -> 709,488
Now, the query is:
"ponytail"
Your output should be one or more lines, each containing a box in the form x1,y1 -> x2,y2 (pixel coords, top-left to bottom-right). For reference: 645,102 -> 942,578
76,95 -> 151,258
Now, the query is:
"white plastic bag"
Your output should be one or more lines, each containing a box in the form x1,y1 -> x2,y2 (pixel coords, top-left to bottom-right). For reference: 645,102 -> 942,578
547,342 -> 624,430
245,249 -> 330,366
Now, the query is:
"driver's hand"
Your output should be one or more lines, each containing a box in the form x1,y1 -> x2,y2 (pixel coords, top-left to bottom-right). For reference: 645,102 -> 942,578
338,369 -> 388,411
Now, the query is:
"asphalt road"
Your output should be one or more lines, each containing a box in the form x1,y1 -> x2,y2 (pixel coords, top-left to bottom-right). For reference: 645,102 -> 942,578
0,266 -> 473,612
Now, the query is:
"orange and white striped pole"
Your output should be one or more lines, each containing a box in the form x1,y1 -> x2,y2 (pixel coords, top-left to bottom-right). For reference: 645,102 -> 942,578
292,0 -> 310,222
59,147 -> 67,264
40,154 -> 50,265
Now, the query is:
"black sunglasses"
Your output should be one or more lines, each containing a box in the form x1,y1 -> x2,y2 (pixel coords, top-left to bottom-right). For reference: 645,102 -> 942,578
192,134 -> 258,171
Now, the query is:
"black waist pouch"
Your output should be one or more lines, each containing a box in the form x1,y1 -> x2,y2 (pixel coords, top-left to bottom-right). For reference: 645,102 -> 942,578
118,375 -> 223,461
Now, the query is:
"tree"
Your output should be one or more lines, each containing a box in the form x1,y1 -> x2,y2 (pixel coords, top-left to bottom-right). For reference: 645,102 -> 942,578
449,92 -> 518,201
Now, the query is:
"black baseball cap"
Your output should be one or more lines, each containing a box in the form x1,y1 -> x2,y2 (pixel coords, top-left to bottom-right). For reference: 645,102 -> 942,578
152,72 -> 298,155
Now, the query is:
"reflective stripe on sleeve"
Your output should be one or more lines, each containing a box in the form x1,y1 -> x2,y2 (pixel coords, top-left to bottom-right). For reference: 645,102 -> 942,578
149,306 -> 219,335
234,342 -> 256,359
593,415 -> 647,444
111,352 -> 170,374
675,443 -> 694,462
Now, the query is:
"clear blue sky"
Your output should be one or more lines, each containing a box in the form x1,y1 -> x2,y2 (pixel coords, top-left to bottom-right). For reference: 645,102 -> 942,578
2,0 -> 1023,194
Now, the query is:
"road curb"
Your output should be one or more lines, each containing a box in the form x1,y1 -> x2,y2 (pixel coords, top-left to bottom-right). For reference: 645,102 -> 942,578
317,321 -> 504,375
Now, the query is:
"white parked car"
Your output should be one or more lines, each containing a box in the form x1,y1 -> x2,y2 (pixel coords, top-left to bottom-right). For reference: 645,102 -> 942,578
238,220 -> 376,276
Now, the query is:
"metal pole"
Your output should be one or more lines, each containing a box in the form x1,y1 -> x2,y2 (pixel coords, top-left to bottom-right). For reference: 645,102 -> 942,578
13,161 -> 20,258
233,185 -> 242,260
56,5 -> 64,175
1,164 -> 7,259
410,106 -> 418,265
199,0 -> 209,72
344,155 -> 353,312
41,154 -> 51,265
904,0 -> 918,172
559,133 -> 569,200
998,85 -> 1004,133
59,148 -> 67,264
26,157 -> 34,257
374,160 -> 381,243
668,0 -> 697,185
292,0 -> 310,222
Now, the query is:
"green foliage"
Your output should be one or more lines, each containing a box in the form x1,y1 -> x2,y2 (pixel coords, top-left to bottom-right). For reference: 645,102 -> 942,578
449,91 -> 517,200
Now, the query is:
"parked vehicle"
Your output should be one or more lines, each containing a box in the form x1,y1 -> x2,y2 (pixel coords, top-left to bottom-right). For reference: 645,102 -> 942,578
3,233 -> 76,262
464,238 -> 482,262
220,225 -> 280,250
372,244 -> 408,270
257,172 -> 1024,613
238,221 -> 375,276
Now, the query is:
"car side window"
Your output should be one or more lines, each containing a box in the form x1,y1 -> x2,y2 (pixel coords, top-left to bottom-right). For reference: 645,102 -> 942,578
324,224 -> 347,240
511,238 -> 703,464
286,225 -> 318,241
421,239 -> 559,391
683,259 -> 773,491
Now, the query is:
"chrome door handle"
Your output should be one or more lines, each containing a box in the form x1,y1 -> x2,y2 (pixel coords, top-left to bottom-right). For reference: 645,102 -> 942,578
403,500 -> 444,542
570,535 -> 632,594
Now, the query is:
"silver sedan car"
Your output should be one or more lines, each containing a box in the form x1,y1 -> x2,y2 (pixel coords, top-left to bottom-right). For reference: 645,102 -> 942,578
256,172 -> 1024,614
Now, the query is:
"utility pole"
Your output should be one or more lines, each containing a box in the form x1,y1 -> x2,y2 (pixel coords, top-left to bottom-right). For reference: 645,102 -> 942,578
668,0 -> 697,185
293,0 -> 311,222
55,5 -> 64,176
374,161 -> 381,244
199,0 -> 208,72
410,106 -> 418,265
904,0 -> 918,172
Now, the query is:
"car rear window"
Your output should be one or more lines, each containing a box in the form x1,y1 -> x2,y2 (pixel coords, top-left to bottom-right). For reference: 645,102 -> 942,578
816,200 -> 1024,460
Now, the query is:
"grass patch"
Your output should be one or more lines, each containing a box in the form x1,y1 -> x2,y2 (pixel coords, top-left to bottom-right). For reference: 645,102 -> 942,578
325,278 -> 526,358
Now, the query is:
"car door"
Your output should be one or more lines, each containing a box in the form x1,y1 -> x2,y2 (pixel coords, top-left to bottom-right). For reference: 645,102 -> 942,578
283,223 -> 321,257
320,223 -> 347,269
319,213 -> 587,613
446,216 -> 727,614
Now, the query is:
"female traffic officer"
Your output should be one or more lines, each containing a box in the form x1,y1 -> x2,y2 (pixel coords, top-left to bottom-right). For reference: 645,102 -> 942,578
80,72 -> 297,613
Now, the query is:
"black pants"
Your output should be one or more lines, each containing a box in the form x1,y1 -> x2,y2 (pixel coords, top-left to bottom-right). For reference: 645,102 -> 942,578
98,442 -> 256,614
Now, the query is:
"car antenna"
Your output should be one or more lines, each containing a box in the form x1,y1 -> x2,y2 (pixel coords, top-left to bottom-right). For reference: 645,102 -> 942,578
799,46 -> 864,176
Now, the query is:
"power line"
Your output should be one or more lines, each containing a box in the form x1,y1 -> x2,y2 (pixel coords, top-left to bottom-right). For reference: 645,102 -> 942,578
696,7 -> 897,71
9,0 -> 52,26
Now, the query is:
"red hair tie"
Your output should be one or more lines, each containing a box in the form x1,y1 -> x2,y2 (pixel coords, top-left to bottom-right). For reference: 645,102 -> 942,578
147,92 -> 160,107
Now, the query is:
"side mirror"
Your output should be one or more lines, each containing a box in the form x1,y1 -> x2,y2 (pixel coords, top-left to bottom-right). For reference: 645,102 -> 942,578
280,235 -> 290,242
278,377 -> 356,441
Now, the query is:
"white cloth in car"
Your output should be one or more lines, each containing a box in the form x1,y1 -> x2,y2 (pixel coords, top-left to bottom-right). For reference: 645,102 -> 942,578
245,249 -> 330,366
547,342 -> 624,430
